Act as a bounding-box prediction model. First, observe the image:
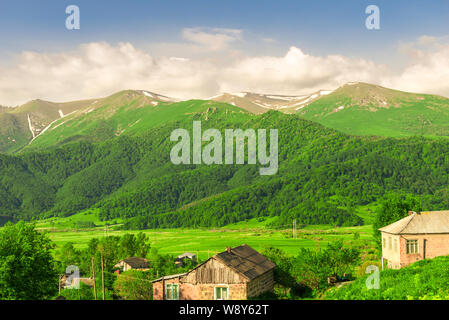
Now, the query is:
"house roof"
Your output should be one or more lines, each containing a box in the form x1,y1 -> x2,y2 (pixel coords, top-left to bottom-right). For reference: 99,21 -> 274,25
151,273 -> 188,283
213,244 -> 276,280
379,211 -> 449,234
152,244 -> 276,283
117,257 -> 149,269
177,252 -> 197,259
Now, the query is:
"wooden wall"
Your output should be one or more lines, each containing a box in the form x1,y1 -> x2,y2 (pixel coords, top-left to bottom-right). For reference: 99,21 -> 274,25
182,258 -> 247,284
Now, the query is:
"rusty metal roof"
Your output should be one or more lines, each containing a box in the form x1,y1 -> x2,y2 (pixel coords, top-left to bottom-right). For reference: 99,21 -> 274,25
213,244 -> 276,280
379,211 -> 449,234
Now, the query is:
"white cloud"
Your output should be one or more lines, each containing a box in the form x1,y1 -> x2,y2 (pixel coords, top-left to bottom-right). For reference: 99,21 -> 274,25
219,47 -> 390,95
182,27 -> 242,51
385,40 -> 449,96
1,34 -> 449,106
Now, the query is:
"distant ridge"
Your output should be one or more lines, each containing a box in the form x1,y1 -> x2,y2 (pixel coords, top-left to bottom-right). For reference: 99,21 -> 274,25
1,82 -> 449,153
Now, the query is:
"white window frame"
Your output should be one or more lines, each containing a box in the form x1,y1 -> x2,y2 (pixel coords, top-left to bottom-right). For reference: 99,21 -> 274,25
165,283 -> 179,300
214,285 -> 229,300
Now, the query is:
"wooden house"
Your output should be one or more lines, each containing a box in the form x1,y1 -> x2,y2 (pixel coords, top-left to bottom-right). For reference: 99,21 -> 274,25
152,244 -> 275,300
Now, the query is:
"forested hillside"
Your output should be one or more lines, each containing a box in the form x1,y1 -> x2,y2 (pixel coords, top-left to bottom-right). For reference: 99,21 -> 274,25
1,98 -> 449,229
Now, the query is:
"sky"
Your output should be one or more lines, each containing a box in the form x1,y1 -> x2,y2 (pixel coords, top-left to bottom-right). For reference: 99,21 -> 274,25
0,0 -> 448,105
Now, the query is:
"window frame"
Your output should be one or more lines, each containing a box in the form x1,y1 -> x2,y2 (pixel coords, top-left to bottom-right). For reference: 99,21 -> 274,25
406,239 -> 419,254
214,286 -> 229,300
165,283 -> 179,300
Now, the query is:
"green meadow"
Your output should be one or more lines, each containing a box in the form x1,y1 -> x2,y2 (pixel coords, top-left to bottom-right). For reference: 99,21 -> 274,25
35,211 -> 374,260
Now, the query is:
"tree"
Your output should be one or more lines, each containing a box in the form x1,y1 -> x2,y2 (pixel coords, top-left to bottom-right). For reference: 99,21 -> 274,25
323,240 -> 360,277
291,240 -> 360,292
56,242 -> 81,274
135,233 -> 151,258
0,222 -> 58,299
373,194 -> 421,247
119,234 -> 136,259
113,270 -> 152,300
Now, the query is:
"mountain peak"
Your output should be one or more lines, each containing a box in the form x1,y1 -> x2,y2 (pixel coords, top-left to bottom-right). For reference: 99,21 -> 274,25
209,89 -> 333,114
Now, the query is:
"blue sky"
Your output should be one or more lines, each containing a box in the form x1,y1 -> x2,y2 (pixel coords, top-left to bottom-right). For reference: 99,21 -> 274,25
0,0 -> 448,62
0,0 -> 449,105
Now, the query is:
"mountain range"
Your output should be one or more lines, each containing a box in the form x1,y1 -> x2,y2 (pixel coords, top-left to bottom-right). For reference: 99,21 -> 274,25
1,82 -> 449,154
1,82 -> 449,229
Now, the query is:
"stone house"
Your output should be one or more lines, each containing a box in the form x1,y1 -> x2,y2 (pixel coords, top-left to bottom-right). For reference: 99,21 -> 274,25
379,210 -> 449,269
152,244 -> 275,300
114,257 -> 150,272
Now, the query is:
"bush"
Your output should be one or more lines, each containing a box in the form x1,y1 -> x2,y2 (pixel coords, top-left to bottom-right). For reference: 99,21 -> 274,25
325,256 -> 449,300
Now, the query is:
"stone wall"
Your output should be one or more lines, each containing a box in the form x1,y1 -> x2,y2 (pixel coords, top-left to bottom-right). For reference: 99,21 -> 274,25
153,278 -> 247,300
153,277 -> 181,300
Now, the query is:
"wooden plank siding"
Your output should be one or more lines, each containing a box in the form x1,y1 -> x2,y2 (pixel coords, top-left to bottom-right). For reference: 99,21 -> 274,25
182,258 -> 247,285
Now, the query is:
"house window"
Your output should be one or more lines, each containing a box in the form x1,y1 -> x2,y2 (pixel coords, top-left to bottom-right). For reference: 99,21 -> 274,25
214,287 -> 228,300
166,284 -> 179,300
394,238 -> 398,252
382,237 -> 386,248
388,236 -> 392,250
406,240 -> 419,254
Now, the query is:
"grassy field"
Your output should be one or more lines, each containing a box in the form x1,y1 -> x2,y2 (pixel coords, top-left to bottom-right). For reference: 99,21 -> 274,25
301,83 -> 449,138
35,212 -> 375,260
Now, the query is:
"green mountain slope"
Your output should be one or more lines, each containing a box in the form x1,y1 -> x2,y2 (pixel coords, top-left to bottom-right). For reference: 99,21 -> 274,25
3,85 -> 449,229
3,83 -> 449,154
2,99 -> 449,230
22,91 -> 249,152
300,82 -> 449,137
0,98 -> 95,153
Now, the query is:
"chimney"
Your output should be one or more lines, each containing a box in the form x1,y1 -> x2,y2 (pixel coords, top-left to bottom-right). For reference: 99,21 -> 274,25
408,211 -> 415,216
226,247 -> 231,253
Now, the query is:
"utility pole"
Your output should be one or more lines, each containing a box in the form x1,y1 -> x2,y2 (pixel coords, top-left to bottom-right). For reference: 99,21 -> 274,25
293,219 -> 297,239
101,255 -> 105,300
91,257 -> 97,300
58,274 -> 62,294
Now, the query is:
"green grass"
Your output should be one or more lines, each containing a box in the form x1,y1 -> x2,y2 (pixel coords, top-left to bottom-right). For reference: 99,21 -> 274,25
24,97 -> 251,152
36,213 -> 374,260
301,83 -> 449,138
